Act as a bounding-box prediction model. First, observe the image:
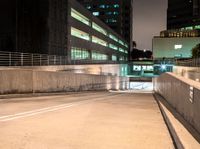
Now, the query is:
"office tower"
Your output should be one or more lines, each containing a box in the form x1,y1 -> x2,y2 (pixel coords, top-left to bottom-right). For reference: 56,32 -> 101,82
0,0 -> 129,64
167,0 -> 200,29
77,0 -> 133,46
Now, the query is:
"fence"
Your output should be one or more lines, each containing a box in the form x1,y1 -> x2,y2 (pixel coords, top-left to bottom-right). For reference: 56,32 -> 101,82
0,51 -> 68,66
176,58 -> 200,67
0,51 -> 118,66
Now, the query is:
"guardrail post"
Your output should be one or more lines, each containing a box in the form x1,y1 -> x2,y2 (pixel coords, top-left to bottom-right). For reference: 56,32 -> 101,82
47,55 -> 49,65
40,54 -> 42,66
9,52 -> 11,66
21,53 -> 23,66
31,54 -> 33,66
54,55 -> 56,65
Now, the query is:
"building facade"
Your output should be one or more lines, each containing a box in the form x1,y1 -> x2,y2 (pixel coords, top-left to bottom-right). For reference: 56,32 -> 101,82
167,0 -> 200,29
153,37 -> 200,59
153,0 -> 200,60
0,0 -> 129,64
77,0 -> 133,48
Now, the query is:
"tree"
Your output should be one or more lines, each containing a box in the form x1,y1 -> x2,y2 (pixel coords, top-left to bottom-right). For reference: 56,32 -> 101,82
131,49 -> 152,60
192,43 -> 200,58
132,41 -> 137,48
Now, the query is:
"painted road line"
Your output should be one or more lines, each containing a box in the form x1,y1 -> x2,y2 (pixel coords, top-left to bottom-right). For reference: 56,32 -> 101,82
0,93 -> 121,122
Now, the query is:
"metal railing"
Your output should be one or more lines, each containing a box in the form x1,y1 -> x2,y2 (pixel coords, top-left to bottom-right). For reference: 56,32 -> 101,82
0,51 -> 68,66
0,51 -> 121,66
176,58 -> 200,67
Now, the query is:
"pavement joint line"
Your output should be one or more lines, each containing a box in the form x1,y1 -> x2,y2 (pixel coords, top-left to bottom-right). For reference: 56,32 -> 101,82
0,92 -> 120,103
0,91 -> 107,100
0,93 -> 122,122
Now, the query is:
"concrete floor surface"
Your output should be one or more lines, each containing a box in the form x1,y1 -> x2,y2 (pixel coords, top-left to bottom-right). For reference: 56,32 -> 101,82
0,92 -> 174,149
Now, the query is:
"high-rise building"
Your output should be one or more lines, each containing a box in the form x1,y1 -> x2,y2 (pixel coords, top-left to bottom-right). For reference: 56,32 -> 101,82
77,0 -> 133,47
167,0 -> 200,29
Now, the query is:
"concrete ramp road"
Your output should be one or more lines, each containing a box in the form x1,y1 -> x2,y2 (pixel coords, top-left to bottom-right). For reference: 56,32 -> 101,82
0,92 -> 174,149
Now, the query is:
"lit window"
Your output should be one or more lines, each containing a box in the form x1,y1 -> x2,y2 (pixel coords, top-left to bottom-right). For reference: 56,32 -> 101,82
86,5 -> 91,9
185,26 -> 193,30
119,40 -> 125,46
93,12 -> 100,16
106,12 -> 112,15
92,36 -> 107,47
113,4 -> 120,8
71,8 -> 90,26
112,55 -> 117,61
109,44 -> 118,50
113,12 -> 119,15
92,22 -> 107,35
119,47 -> 124,52
174,44 -> 182,49
106,5 -> 111,8
109,34 -> 118,42
99,5 -> 105,9
119,56 -> 125,61
71,27 -> 90,41
92,52 -> 108,60
71,47 -> 90,60
194,25 -> 200,29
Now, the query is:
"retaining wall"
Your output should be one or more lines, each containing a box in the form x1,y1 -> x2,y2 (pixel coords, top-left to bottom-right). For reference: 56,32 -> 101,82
154,73 -> 200,134
0,69 -> 129,94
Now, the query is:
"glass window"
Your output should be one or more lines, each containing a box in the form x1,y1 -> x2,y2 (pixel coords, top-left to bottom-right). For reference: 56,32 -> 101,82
71,27 -> 90,41
112,55 -> 117,61
71,47 -> 90,60
92,52 -> 108,60
109,34 -> 118,42
99,5 -> 106,9
92,36 -> 107,47
194,25 -> 200,29
86,5 -> 91,9
119,47 -> 124,52
109,44 -> 118,50
113,12 -> 119,15
92,22 -> 107,35
93,12 -> 100,16
125,43 -> 128,48
119,56 -> 125,61
113,4 -> 120,8
71,8 -> 90,26
119,40 -> 125,46
106,12 -> 112,15
106,19 -> 117,23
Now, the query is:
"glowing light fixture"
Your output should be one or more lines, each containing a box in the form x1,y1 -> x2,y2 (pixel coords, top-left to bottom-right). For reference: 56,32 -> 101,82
161,64 -> 166,70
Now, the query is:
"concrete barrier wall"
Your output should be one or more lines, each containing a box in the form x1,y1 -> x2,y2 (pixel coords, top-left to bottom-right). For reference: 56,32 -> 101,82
154,73 -> 200,134
173,66 -> 200,81
4,64 -> 128,76
0,69 -> 129,94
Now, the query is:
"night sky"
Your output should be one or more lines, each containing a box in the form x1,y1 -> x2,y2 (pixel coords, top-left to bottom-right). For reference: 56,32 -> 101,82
133,0 -> 168,51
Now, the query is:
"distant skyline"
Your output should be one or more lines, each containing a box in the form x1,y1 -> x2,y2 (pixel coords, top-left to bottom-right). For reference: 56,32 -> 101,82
133,0 -> 168,50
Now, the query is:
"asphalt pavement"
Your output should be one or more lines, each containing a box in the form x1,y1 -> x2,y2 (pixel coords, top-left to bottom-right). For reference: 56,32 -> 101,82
0,91 -> 174,149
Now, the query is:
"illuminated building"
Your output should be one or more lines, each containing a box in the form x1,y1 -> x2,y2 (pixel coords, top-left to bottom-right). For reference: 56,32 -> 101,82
0,0 -> 129,64
167,0 -> 200,29
77,0 -> 133,51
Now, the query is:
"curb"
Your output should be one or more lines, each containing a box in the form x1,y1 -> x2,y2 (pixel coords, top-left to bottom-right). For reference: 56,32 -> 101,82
154,93 -> 184,149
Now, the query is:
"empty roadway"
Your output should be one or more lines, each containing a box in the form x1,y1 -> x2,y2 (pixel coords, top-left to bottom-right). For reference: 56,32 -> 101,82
0,92 -> 174,149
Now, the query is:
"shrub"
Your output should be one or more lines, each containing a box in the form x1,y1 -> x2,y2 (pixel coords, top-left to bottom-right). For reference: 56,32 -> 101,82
192,43 -> 200,58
